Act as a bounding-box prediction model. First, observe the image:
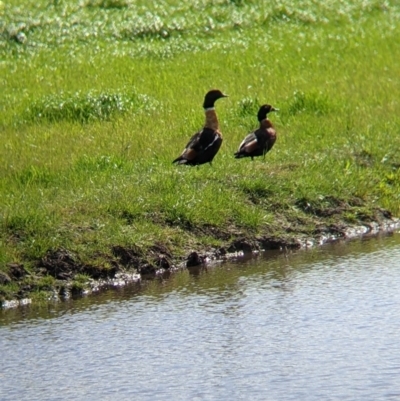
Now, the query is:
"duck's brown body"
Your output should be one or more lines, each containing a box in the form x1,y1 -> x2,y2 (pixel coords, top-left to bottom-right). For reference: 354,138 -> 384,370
173,90 -> 227,166
173,127 -> 223,166
234,104 -> 278,161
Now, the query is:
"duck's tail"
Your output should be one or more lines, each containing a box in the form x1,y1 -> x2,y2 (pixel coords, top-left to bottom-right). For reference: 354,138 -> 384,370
234,151 -> 245,159
172,156 -> 188,164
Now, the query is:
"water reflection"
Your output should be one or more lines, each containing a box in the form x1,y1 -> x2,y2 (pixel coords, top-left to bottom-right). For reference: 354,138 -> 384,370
1,232 -> 400,401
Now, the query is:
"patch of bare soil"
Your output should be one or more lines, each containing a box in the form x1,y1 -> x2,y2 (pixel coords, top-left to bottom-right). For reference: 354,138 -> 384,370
39,248 -> 119,280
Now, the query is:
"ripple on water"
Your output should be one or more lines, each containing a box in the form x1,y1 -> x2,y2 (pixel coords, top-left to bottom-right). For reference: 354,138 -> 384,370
1,233 -> 400,401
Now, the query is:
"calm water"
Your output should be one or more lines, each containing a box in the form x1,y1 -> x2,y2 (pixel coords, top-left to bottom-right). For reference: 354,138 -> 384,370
1,232 -> 400,401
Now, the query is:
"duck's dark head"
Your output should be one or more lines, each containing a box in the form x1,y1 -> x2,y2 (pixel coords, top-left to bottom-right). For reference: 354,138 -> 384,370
257,104 -> 279,121
203,89 -> 228,109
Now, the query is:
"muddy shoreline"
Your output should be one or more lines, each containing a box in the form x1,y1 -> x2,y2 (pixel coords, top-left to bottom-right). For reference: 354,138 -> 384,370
2,214 -> 400,309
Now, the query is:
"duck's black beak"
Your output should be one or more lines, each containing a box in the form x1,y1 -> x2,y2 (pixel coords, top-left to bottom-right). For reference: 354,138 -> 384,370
271,107 -> 279,112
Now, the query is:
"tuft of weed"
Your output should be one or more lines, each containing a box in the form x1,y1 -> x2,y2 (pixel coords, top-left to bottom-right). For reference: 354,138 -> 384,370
35,275 -> 56,291
71,273 -> 90,293
14,166 -> 55,186
4,213 -> 45,240
23,89 -> 154,124
86,0 -> 129,9
228,0 -> 247,7
74,155 -> 126,173
0,282 -> 20,304
239,182 -> 274,204
237,96 -> 260,117
119,16 -> 187,40
285,91 -> 332,117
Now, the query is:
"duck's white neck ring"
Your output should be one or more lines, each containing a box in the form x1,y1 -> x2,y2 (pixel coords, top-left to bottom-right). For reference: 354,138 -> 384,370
204,107 -> 215,111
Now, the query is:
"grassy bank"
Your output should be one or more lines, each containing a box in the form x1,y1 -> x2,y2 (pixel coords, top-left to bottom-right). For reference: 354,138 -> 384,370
1,0 -> 400,304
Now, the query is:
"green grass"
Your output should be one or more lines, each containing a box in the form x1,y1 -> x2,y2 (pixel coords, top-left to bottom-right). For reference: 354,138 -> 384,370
70,273 -> 91,294
1,0 -> 400,302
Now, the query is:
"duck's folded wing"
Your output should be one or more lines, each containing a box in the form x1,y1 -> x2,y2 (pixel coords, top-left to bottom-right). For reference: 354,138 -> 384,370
174,128 -> 221,164
172,130 -> 202,163
184,131 -> 202,151
237,131 -> 258,153
187,128 -> 219,152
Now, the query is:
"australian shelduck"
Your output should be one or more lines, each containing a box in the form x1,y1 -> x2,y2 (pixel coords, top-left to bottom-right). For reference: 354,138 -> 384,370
172,89 -> 228,166
234,104 -> 279,161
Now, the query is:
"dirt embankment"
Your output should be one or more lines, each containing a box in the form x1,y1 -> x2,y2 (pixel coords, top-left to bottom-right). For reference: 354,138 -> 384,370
1,207 -> 399,308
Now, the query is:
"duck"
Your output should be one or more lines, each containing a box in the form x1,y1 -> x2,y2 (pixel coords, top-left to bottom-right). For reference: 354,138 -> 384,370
234,104 -> 278,161
173,89 -> 228,166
